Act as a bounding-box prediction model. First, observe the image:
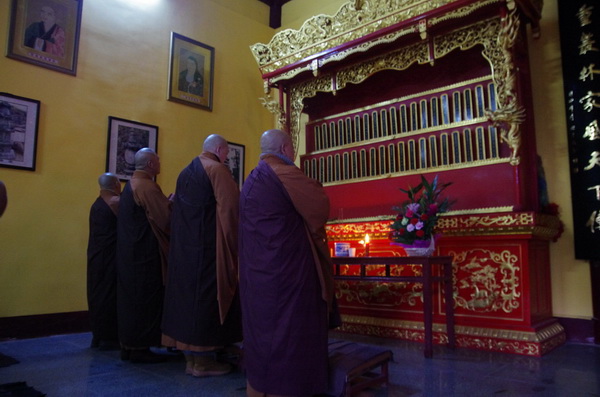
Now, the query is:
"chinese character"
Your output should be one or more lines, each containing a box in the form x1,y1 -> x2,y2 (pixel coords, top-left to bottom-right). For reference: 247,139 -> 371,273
589,185 -> 600,200
580,32 -> 599,55
585,210 -> 600,232
584,151 -> 600,170
578,4 -> 594,27
580,91 -> 600,111
584,120 -> 600,140
580,64 -> 600,81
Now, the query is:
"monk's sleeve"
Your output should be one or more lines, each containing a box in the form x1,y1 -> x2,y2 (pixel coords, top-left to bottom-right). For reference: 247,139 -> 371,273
275,163 -> 338,318
276,165 -> 329,235
141,183 -> 172,236
206,163 -> 239,259
204,160 -> 240,323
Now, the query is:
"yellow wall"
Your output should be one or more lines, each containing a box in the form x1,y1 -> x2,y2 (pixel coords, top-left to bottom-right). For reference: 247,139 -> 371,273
529,1 -> 592,319
280,0 -> 593,319
0,0 -> 592,321
0,0 -> 274,317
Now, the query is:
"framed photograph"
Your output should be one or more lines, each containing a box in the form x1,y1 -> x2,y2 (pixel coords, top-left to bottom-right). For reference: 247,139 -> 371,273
226,142 -> 245,190
7,0 -> 83,75
106,117 -> 158,181
0,92 -> 40,171
168,32 -> 215,111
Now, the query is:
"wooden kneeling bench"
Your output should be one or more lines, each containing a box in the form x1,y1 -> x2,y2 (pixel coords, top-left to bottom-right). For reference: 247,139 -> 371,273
327,340 -> 393,397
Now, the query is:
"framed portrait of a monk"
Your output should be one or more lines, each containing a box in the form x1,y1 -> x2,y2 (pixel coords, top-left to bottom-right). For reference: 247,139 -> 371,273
167,32 -> 215,111
7,0 -> 83,75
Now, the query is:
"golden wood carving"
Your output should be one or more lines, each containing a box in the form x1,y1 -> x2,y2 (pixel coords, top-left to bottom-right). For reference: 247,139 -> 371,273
450,248 -> 520,313
250,0 -> 503,74
326,211 -> 561,240
483,9 -> 525,165
327,221 -> 391,233
437,212 -> 562,240
336,280 -> 423,307
335,41 -> 430,89
259,94 -> 286,130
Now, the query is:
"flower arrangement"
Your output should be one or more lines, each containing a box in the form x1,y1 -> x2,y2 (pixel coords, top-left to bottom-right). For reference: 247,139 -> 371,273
389,175 -> 453,245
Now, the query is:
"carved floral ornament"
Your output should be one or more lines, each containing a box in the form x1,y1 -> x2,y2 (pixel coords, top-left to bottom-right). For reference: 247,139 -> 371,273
255,1 -> 538,165
249,0 -> 541,74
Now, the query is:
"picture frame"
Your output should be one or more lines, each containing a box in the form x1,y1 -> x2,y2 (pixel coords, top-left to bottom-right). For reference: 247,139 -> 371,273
0,92 -> 41,171
106,117 -> 158,181
168,32 -> 215,111
226,142 -> 245,190
7,0 -> 83,76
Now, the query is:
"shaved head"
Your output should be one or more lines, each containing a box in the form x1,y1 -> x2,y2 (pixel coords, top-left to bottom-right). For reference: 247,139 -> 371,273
135,148 -> 157,170
260,129 -> 294,161
203,134 -> 229,163
203,134 -> 227,152
98,172 -> 119,190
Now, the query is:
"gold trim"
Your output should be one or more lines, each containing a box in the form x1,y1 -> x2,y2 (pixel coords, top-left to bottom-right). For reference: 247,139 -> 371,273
340,313 -> 565,343
250,0 -> 503,74
322,157 -> 511,187
443,207 -> 514,215
328,215 -> 395,224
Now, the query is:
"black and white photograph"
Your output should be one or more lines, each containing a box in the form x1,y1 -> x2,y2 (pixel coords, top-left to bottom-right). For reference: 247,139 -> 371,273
106,116 -> 158,181
226,141 -> 244,189
0,92 -> 40,171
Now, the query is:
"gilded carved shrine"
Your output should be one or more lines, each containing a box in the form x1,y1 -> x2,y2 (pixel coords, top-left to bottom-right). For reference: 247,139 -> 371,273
251,0 -> 564,356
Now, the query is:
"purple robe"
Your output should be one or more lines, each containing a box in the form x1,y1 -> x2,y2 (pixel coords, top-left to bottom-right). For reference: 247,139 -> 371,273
239,156 -> 331,395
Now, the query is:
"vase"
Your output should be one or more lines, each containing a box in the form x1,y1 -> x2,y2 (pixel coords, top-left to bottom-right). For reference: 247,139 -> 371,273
391,238 -> 436,256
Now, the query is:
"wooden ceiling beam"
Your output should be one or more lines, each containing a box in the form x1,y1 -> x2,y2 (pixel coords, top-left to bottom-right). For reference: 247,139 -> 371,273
258,0 -> 292,29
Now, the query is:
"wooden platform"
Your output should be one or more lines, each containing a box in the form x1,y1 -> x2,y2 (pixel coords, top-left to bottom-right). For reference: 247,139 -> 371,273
328,340 -> 393,397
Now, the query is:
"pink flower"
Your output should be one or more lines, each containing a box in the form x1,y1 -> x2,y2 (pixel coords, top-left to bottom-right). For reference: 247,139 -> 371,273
406,203 -> 421,213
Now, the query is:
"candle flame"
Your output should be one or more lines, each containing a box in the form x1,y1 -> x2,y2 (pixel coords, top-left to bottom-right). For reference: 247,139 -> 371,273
365,234 -> 370,243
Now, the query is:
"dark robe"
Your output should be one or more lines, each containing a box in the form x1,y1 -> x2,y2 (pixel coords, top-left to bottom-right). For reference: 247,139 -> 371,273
239,155 -> 335,396
86,193 -> 119,344
116,175 -> 168,348
23,21 -> 65,57
162,154 -> 242,349
178,70 -> 203,96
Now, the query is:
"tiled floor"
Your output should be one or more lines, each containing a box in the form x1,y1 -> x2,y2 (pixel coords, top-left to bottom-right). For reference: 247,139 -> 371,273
0,331 -> 599,396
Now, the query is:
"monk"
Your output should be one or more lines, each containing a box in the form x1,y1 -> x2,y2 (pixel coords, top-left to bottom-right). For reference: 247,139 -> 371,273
162,134 -> 242,377
87,173 -> 121,350
116,148 -> 171,363
239,129 -> 339,396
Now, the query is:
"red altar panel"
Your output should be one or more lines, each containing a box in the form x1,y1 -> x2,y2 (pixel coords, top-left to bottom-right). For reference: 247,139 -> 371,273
326,213 -> 564,356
